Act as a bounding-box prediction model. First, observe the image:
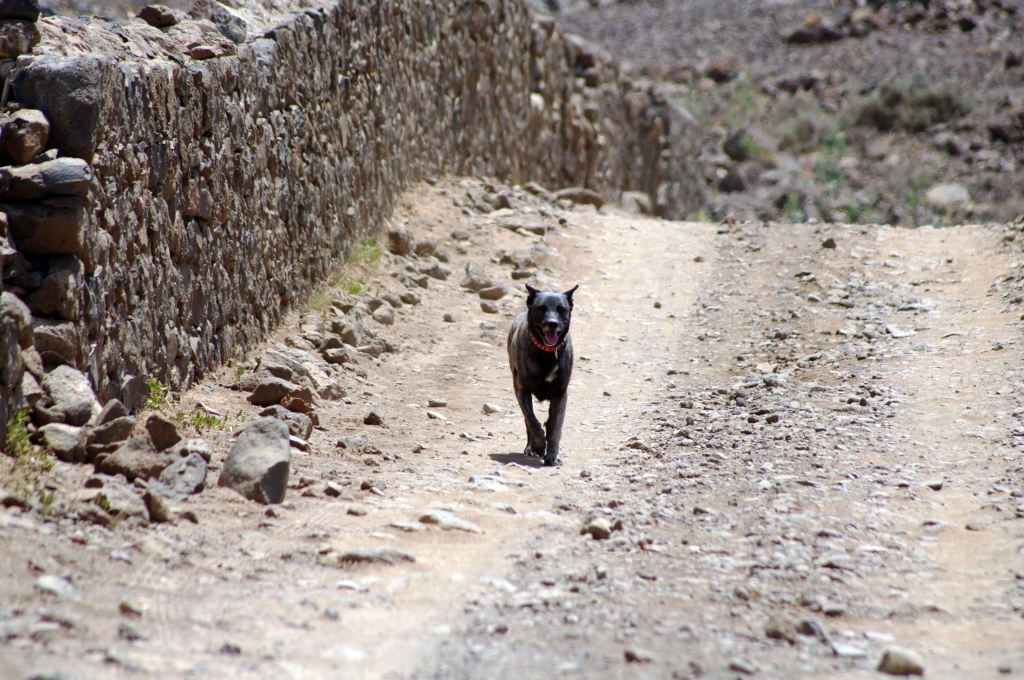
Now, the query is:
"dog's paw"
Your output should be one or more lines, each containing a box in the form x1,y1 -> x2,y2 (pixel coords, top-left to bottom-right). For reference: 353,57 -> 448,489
543,456 -> 562,467
524,444 -> 537,457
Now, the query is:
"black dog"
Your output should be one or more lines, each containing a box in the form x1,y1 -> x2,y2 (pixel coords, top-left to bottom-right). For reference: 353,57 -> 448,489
506,284 -> 578,466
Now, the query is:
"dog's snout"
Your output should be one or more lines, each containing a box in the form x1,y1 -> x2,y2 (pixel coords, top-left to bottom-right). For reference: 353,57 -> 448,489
542,311 -> 562,328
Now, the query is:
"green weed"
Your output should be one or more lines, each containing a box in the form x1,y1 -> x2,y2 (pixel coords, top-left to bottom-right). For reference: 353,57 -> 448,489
309,236 -> 383,311
844,201 -> 865,224
175,408 -> 230,435
349,238 -> 382,266
3,410 -> 56,511
143,380 -> 171,412
4,409 -> 32,459
816,126 -> 847,201
785,193 -> 804,223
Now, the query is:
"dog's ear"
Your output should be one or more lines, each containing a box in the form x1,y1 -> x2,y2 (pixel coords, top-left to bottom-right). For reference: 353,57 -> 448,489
525,284 -> 540,307
562,284 -> 579,309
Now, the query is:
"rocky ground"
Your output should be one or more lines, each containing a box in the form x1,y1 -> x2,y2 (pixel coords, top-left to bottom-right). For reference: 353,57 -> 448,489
555,0 -> 1024,227
2,179 -> 1023,679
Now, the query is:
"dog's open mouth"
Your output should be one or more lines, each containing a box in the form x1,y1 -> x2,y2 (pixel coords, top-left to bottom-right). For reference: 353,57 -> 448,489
543,330 -> 559,346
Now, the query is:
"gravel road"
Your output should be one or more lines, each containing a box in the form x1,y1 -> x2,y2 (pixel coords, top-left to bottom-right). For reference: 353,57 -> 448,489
2,179 -> 1023,679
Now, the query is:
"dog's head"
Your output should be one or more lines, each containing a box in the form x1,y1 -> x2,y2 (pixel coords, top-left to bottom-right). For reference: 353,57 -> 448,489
525,284 -> 578,348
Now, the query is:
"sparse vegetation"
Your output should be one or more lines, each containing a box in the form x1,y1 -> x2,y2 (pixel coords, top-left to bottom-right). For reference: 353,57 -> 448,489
174,406 -> 233,435
3,410 -> 56,512
844,201 -> 866,224
784,193 -> 804,223
844,74 -> 973,133
772,97 -> 826,154
349,238 -> 383,266
310,236 -> 384,311
4,410 -> 33,460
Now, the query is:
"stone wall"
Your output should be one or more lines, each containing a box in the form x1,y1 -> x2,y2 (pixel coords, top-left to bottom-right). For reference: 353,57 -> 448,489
0,0 -> 703,440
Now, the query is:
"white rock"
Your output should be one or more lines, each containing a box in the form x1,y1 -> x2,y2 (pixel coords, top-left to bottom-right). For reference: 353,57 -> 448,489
34,575 -> 80,601
877,646 -> 925,676
924,183 -> 969,208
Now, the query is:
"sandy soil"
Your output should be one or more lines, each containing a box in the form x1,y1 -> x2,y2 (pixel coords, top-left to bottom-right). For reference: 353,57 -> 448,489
2,180 -> 1023,679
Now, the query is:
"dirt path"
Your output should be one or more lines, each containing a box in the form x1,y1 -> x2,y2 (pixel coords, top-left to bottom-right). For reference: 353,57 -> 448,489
2,180 -> 1023,680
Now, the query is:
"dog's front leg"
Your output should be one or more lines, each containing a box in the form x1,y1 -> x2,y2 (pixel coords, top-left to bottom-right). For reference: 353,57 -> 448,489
543,393 -> 567,466
515,388 -> 546,457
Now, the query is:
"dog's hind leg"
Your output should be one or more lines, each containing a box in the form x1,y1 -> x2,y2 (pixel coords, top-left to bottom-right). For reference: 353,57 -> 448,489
543,393 -> 567,466
515,388 -> 546,457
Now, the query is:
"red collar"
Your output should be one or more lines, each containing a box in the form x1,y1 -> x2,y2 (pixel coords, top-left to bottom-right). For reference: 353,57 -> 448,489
530,330 -> 563,354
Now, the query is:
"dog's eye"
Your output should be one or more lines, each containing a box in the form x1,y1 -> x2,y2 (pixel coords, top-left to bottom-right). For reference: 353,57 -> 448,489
556,306 -> 566,314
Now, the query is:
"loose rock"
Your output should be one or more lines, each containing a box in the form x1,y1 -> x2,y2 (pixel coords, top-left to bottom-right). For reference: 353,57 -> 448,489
247,377 -> 299,407
158,453 -> 207,495
479,286 -> 506,300
38,423 -> 85,463
34,575 -> 80,602
877,647 -> 925,676
555,187 -> 605,208
372,305 -> 395,325
143,412 -> 182,452
99,435 -> 173,481
419,510 -> 483,533
260,405 -> 313,440
764,614 -> 797,644
581,518 -> 613,540
281,385 -> 317,414
925,183 -> 970,208
142,489 -> 174,523
41,365 -> 100,426
218,417 -> 291,504
337,434 -> 368,451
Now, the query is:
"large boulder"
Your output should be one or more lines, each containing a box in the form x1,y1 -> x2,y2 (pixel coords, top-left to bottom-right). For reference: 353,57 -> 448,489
217,417 -> 290,504
40,364 -> 98,426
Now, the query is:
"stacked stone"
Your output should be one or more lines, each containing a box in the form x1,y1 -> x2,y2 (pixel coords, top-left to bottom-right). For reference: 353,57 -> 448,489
0,0 -> 705,442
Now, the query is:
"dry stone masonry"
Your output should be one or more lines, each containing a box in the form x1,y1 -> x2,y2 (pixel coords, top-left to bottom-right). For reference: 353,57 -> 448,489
0,0 -> 704,442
